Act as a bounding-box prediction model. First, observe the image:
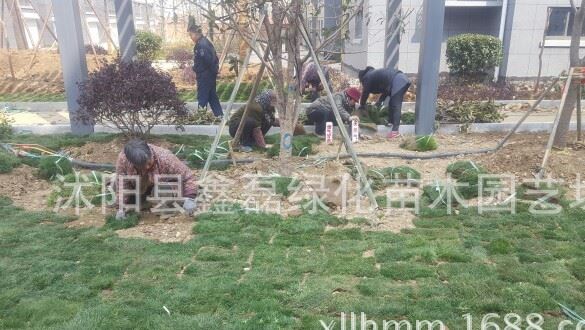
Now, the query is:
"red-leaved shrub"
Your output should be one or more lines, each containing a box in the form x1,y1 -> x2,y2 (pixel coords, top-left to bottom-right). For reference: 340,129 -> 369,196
77,58 -> 187,136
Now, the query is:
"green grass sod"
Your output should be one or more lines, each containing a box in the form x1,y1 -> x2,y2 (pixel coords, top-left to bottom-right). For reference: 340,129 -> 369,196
0,193 -> 584,329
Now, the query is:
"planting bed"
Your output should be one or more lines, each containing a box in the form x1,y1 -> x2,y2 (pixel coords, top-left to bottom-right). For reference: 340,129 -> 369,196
1,132 -> 584,243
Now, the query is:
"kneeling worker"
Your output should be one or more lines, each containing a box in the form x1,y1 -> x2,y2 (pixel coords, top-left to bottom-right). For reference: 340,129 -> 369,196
115,139 -> 198,219
306,87 -> 361,137
229,90 -> 279,152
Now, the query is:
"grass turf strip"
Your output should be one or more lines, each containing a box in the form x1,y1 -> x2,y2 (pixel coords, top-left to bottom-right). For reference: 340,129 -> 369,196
0,195 -> 584,329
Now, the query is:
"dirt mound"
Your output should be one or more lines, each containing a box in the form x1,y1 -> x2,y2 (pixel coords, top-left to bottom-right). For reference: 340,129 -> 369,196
0,165 -> 51,211
64,137 -> 178,165
64,209 -> 107,228
115,213 -> 194,243
476,133 -> 585,182
63,209 -> 194,243
65,140 -> 125,165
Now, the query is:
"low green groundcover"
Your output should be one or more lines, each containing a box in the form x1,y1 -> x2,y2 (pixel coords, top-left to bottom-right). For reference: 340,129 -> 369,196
0,194 -> 584,328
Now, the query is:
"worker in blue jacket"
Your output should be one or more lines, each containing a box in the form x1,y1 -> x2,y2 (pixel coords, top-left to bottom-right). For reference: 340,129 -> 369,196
188,20 -> 223,117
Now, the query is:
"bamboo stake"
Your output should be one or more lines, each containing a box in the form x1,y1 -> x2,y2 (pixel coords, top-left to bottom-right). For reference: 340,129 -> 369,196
7,47 -> 14,78
335,138 -> 344,161
217,30 -> 235,72
496,73 -> 563,150
102,0 -> 114,52
9,0 -> 27,49
578,85 -> 582,141
1,0 -> 5,49
199,12 -> 266,181
298,15 -> 379,212
14,0 -> 33,49
3,0 -> 16,78
81,8 -> 102,69
86,0 -> 118,52
231,44 -> 270,149
538,68 -> 575,179
24,3 -> 52,75
25,0 -> 57,41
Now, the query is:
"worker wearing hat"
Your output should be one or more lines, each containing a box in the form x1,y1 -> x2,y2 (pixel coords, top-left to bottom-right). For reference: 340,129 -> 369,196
188,17 -> 223,117
305,87 -> 361,136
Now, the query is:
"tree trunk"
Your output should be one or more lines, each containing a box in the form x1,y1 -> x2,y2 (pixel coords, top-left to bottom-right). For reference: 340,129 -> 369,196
278,104 -> 295,175
276,0 -> 303,176
554,82 -> 580,147
553,0 -> 585,148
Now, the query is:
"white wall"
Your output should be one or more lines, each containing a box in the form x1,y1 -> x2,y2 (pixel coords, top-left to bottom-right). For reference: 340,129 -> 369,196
399,0 -> 501,74
501,0 -> 584,78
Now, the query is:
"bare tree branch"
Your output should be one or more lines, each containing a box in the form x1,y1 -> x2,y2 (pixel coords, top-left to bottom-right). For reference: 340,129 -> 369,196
300,0 -> 365,64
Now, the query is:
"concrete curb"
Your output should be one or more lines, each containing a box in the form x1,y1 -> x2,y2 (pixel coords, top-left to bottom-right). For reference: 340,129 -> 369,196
2,99 -> 578,112
12,122 -> 580,136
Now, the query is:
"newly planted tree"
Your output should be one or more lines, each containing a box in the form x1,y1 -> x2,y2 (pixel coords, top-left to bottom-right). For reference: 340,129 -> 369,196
190,0 -> 363,174
553,0 -> 585,148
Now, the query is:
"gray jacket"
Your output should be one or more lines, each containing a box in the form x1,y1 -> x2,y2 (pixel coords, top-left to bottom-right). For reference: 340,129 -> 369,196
306,92 -> 353,123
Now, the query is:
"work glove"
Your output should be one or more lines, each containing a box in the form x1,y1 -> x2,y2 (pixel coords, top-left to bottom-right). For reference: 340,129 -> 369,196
115,209 -> 126,220
183,198 -> 197,216
349,115 -> 360,123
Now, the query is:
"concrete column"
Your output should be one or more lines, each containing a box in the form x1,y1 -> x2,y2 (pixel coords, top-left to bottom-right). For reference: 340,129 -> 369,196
384,0 -> 401,69
414,0 -> 445,136
52,0 -> 94,135
496,0 -> 510,81
114,0 -> 137,62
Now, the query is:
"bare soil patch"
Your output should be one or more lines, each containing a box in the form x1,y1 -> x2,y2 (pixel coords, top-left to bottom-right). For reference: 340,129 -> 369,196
64,136 -> 179,165
4,132 -> 584,237
64,209 -> 107,228
115,213 -> 195,243
0,165 -> 51,211
0,50 -> 112,94
475,133 -> 585,183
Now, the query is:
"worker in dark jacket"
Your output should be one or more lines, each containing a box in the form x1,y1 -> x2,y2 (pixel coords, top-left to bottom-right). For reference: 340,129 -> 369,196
229,90 -> 279,152
301,62 -> 331,102
189,20 -> 223,117
358,66 -> 411,139
306,87 -> 361,136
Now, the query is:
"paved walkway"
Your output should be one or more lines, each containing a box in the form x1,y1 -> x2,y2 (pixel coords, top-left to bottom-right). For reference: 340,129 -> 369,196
4,108 -> 577,126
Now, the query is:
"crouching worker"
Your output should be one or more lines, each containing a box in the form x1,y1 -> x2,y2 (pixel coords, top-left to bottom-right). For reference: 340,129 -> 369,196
305,87 -> 361,137
114,139 -> 198,219
229,90 -> 279,153
358,66 -> 411,139
301,62 -> 331,102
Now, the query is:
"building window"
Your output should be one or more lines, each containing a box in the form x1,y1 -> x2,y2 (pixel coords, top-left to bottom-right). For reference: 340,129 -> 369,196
354,10 -> 363,40
546,7 -> 585,37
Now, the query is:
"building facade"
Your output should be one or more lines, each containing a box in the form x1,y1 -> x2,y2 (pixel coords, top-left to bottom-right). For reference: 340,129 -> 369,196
1,0 -> 156,51
343,0 -> 585,79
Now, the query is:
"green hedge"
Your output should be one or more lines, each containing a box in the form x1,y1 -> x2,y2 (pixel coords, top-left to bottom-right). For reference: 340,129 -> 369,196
135,30 -> 163,61
446,34 -> 503,77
